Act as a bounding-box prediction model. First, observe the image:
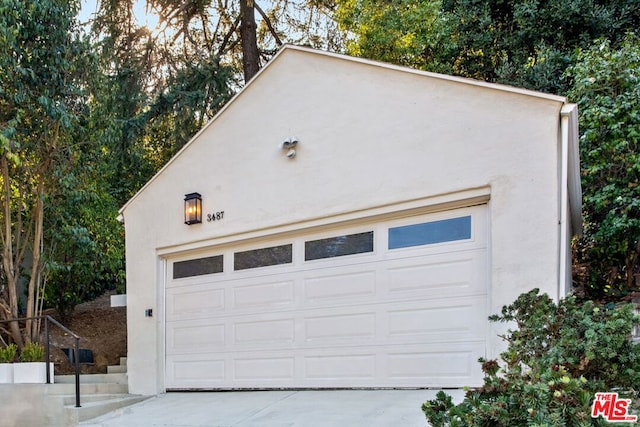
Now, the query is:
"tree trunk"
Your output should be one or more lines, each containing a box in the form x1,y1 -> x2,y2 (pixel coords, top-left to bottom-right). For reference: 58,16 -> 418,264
0,155 -> 24,348
240,0 -> 260,83
25,178 -> 45,343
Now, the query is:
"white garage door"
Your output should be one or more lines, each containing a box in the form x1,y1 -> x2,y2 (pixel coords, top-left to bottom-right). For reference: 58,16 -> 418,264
165,205 -> 488,389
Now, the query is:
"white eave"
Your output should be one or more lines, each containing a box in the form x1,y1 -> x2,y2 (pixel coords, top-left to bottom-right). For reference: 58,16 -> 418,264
561,103 -> 583,235
119,44 -> 572,215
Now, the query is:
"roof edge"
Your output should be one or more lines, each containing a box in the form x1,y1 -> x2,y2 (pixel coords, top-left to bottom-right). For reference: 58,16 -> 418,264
283,45 -> 568,103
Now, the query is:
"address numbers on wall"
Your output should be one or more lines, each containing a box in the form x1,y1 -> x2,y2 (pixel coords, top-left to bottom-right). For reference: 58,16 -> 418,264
206,211 -> 225,222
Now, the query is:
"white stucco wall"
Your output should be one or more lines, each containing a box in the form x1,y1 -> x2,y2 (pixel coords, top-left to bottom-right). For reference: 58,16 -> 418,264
121,46 -> 576,395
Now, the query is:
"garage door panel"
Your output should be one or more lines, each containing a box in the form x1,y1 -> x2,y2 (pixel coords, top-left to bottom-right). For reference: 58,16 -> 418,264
303,269 -> 376,302
386,341 -> 484,384
234,357 -> 295,380
166,356 -> 225,388
167,321 -> 225,354
385,249 -> 486,297
304,312 -> 376,342
166,285 -> 225,321
304,354 -> 376,380
234,319 -> 295,345
232,279 -> 295,309
386,295 -> 486,342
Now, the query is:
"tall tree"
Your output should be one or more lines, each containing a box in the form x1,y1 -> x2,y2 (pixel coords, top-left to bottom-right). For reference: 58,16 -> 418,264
0,0 -> 87,345
90,0 -> 159,206
88,0 -> 240,196
149,0 -> 341,83
142,56 -> 235,170
568,34 -> 640,300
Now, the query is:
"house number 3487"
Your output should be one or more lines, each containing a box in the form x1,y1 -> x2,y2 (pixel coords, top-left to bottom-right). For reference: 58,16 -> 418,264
207,211 -> 225,222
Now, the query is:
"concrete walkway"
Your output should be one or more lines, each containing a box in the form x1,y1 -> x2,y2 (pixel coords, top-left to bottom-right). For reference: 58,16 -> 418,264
80,389 -> 466,427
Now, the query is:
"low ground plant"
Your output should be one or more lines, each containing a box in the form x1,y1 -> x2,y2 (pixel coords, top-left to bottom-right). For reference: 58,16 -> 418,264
19,342 -> 45,363
0,343 -> 17,363
422,289 -> 640,426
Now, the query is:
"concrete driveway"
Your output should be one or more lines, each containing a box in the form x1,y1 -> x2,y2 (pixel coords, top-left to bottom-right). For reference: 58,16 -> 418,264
80,389 -> 466,427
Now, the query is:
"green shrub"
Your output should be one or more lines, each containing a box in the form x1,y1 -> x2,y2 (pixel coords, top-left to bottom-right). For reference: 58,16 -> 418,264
20,342 -> 45,363
422,289 -> 640,426
0,343 -> 18,363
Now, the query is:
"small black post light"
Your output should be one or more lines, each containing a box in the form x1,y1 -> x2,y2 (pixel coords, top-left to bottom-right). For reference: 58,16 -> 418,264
184,192 -> 202,225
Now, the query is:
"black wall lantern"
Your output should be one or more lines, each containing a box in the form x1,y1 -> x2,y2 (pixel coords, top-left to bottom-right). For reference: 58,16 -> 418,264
184,192 -> 202,225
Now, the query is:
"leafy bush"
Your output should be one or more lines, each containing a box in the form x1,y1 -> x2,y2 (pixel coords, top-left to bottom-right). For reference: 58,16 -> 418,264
0,343 -> 18,363
19,342 -> 45,363
568,34 -> 640,300
422,289 -> 640,426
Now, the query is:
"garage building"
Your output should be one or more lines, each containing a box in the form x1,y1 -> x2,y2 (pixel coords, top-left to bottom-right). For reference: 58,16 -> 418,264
119,45 -> 581,395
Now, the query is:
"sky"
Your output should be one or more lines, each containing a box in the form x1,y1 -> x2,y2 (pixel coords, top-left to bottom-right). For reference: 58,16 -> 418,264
78,0 -> 159,29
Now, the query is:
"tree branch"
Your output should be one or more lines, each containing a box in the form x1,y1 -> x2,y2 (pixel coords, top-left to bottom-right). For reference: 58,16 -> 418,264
217,15 -> 241,57
254,2 -> 283,47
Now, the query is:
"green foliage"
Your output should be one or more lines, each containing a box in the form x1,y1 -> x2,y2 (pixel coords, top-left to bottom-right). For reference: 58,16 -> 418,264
0,0 -> 129,331
89,1 -> 238,206
335,0 -> 456,74
567,34 -> 640,299
0,0 -> 89,344
142,56 -> 235,171
86,13 -> 156,207
441,0 -> 640,92
0,343 -> 18,363
19,342 -> 45,363
422,289 -> 640,426
335,0 -> 639,93
44,165 -> 126,320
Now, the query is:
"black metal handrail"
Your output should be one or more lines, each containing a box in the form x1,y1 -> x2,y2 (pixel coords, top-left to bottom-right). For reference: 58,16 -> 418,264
0,315 -> 81,407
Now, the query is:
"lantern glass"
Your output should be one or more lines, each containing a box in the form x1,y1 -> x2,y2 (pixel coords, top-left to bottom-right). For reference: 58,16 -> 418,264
184,193 -> 202,225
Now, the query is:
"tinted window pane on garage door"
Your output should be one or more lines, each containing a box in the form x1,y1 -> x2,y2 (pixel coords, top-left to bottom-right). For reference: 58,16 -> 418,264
173,255 -> 223,279
388,216 -> 471,249
305,231 -> 374,261
234,244 -> 293,270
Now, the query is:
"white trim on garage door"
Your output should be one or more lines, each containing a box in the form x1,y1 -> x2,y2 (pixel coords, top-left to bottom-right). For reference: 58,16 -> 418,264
164,205 -> 488,389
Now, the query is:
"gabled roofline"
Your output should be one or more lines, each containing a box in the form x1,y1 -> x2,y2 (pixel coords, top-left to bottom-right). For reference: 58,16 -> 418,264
283,45 -> 567,103
120,44 -> 569,214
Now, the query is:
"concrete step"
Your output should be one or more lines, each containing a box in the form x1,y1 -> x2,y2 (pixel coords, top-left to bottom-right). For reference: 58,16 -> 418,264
61,393 -> 131,406
47,382 -> 128,395
119,357 -> 127,367
65,394 -> 149,422
55,373 -> 127,385
107,364 -> 127,374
